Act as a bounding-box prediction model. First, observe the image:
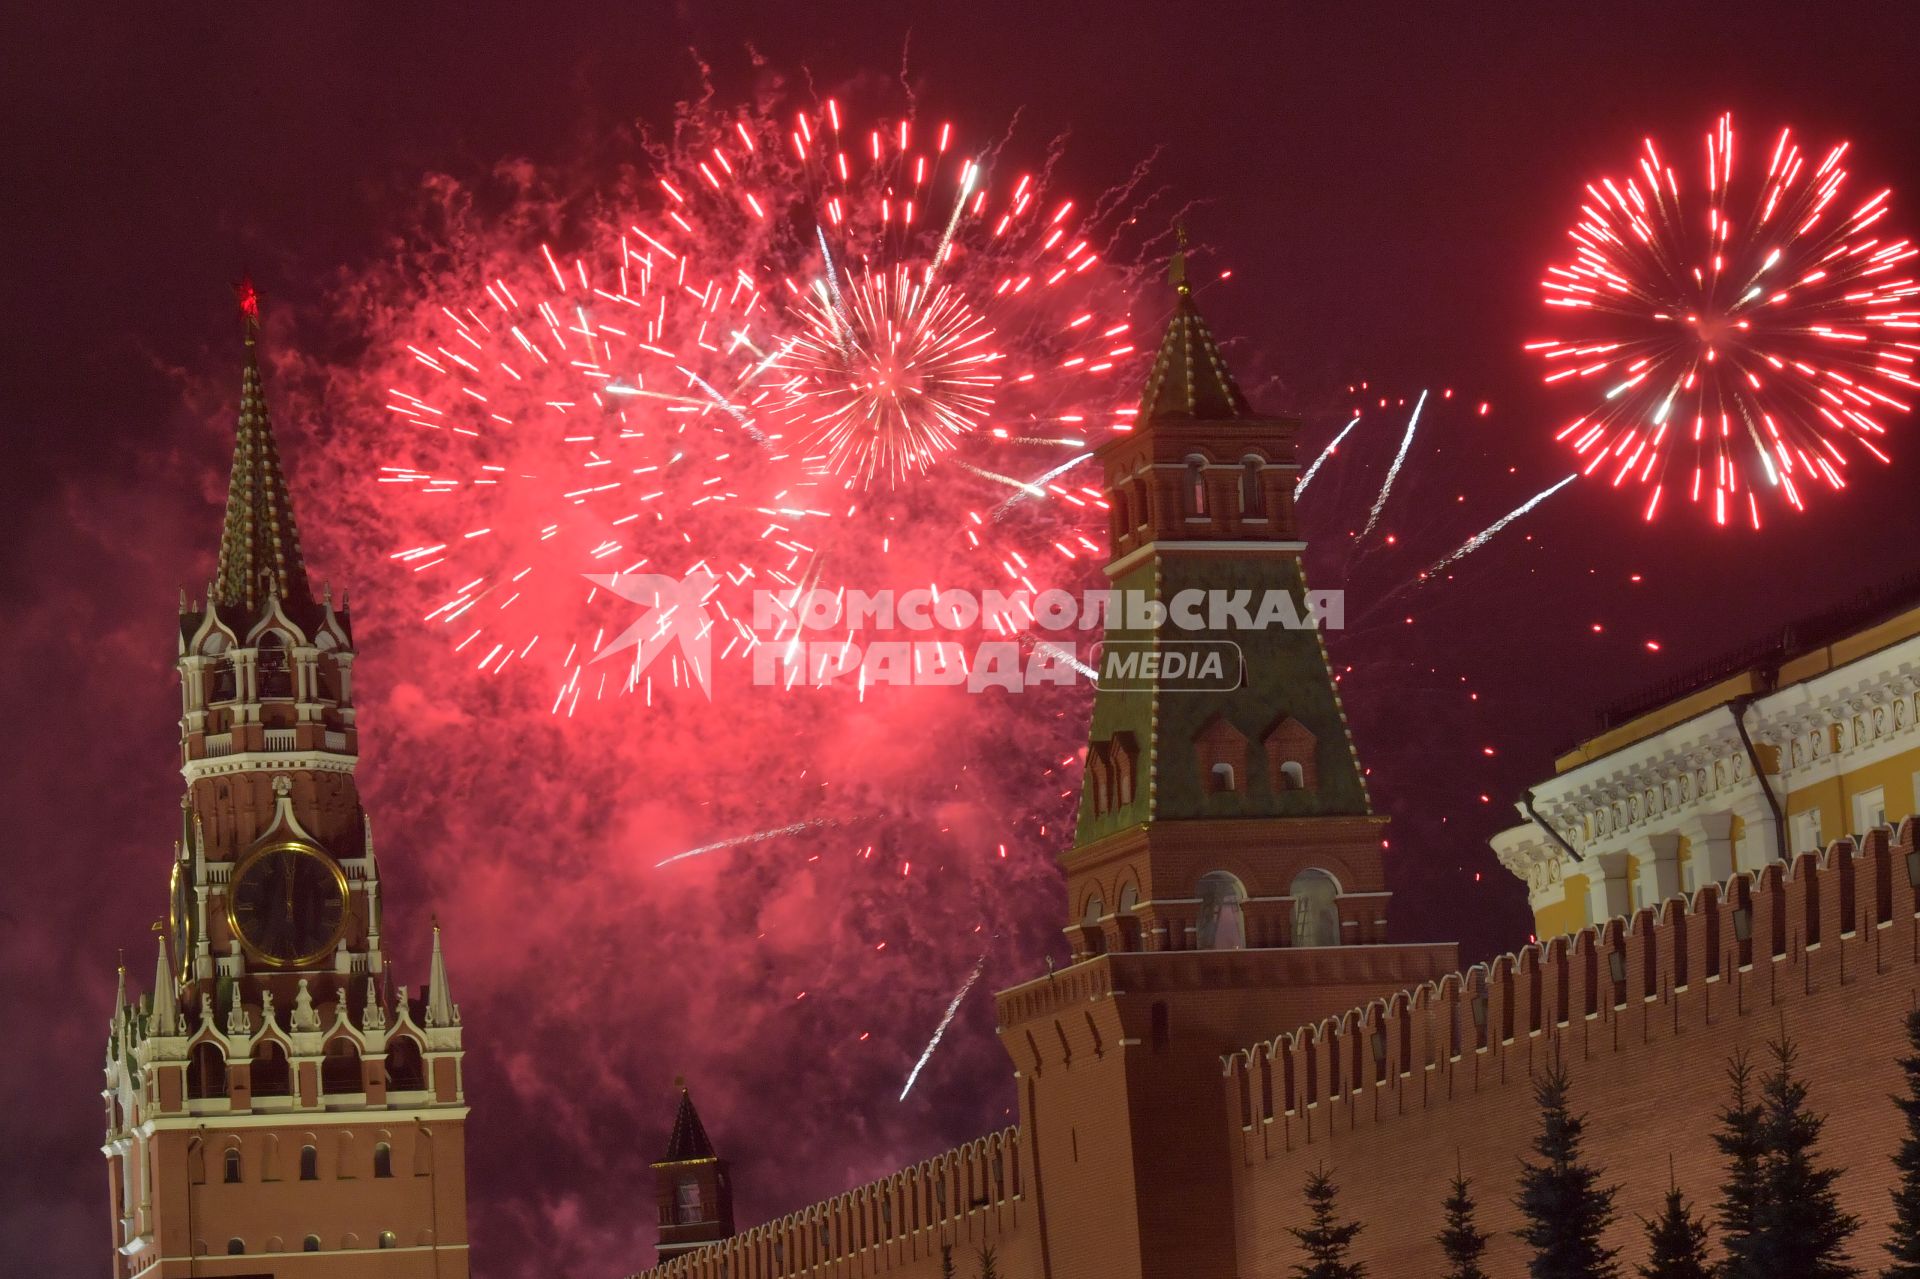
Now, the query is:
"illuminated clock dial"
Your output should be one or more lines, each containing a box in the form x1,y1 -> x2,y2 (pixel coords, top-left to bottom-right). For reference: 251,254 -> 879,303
226,841 -> 349,967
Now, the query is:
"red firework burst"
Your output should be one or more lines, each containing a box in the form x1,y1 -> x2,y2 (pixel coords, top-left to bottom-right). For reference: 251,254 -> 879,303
1528,112 -> 1920,528
375,97 -> 1144,705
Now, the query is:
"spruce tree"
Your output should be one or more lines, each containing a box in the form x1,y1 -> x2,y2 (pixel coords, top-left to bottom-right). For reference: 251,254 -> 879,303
975,1244 -> 998,1279
1514,1060 -> 1619,1279
1637,1184 -> 1710,1279
1439,1172 -> 1491,1279
940,1243 -> 956,1279
1750,1037 -> 1858,1279
1712,1050 -> 1767,1279
1888,1008 -> 1920,1278
1289,1165 -> 1366,1279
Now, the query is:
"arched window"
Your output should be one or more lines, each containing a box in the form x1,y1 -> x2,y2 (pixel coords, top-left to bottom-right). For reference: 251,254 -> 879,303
223,1149 -> 242,1184
1210,761 -> 1237,793
300,1145 -> 318,1180
256,633 -> 294,699
1279,760 -> 1306,789
321,1039 -> 362,1095
251,1040 -> 289,1097
303,1235 -> 322,1252
187,1042 -> 226,1100
209,657 -> 237,703
374,1142 -> 393,1179
1289,868 -> 1341,947
226,1238 -> 246,1256
385,1037 -> 427,1093
379,1231 -> 398,1249
677,1178 -> 705,1224
1185,457 -> 1209,516
1196,871 -> 1248,950
1240,458 -> 1266,516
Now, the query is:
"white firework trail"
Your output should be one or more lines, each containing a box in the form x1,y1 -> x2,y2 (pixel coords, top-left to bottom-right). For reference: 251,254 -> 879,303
1295,415 -> 1359,498
983,452 -> 1096,520
900,949 -> 990,1101
1360,390 -> 1427,537
654,819 -> 837,868
1422,474 -> 1577,576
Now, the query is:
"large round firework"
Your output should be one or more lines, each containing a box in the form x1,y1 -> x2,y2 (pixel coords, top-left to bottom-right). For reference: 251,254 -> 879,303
376,97 -> 1142,705
1527,112 -> 1919,527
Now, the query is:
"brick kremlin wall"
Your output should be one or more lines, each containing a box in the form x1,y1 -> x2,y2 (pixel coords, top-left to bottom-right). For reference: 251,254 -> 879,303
631,1129 -> 1036,1279
1224,818 -> 1920,1276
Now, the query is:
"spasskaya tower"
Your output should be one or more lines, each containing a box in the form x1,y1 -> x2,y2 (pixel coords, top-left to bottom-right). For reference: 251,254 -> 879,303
102,286 -> 470,1276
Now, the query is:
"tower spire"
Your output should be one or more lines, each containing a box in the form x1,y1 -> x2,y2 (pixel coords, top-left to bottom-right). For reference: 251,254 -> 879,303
1136,228 -> 1251,424
212,278 -> 312,612
425,922 -> 458,1028
149,937 -> 178,1036
664,1080 -> 717,1162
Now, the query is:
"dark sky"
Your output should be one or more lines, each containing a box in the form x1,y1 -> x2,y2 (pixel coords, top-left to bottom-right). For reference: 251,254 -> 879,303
6,4 -> 1920,1277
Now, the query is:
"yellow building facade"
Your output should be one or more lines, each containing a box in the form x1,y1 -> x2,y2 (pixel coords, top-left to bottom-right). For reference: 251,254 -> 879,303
1495,594 -> 1920,940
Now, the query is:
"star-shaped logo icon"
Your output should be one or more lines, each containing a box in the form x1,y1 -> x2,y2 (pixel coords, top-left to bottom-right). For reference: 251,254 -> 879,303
587,570 -> 720,698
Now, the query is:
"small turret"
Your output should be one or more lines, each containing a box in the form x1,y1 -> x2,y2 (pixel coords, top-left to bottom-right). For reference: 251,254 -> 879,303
653,1079 -> 736,1262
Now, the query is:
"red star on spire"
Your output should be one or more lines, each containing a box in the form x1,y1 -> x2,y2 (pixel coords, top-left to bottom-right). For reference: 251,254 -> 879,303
234,274 -> 260,326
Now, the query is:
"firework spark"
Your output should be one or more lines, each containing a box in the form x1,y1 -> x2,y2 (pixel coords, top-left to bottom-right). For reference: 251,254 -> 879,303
1422,473 -> 1577,577
1529,112 -> 1919,527
1360,389 -> 1427,536
899,948 -> 989,1100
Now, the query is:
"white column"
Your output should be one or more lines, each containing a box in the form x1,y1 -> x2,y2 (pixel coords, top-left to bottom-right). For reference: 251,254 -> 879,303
1731,791 -> 1785,872
1587,851 -> 1635,922
1679,812 -> 1736,888
1637,832 -> 1683,905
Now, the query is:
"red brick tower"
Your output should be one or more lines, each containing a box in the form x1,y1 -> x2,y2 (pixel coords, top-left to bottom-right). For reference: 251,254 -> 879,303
102,288 -> 470,1276
994,253 -> 1459,1279
653,1081 -> 735,1263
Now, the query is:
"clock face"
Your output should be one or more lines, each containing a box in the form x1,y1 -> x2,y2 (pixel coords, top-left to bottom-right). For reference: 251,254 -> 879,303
226,841 -> 349,967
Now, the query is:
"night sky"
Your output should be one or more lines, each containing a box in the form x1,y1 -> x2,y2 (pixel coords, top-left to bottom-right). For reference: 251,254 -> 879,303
6,4 -> 1920,1277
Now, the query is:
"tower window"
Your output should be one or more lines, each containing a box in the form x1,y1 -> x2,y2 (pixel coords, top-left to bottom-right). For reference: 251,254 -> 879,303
1289,868 -> 1342,948
321,1039 -> 362,1095
677,1178 -> 705,1224
187,1042 -> 226,1100
300,1145 -> 318,1181
223,1149 -> 242,1183
1196,871 -> 1249,950
1240,458 -> 1267,516
374,1143 -> 393,1179
303,1235 -> 322,1252
209,658 -> 237,703
251,1041 -> 289,1097
1185,457 -> 1209,516
1210,761 -> 1237,793
386,1037 -> 427,1093
256,633 -> 294,699
226,1238 -> 245,1256
379,1231 -> 398,1249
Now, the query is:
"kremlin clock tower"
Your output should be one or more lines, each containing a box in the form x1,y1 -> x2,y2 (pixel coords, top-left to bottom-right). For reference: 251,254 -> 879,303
101,289 -> 471,1276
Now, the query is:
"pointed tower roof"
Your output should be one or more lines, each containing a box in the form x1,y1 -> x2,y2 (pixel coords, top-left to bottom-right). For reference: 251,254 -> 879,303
149,937 -> 178,1035
1135,234 -> 1252,424
425,923 -> 458,1028
662,1080 -> 718,1162
212,278 -> 312,612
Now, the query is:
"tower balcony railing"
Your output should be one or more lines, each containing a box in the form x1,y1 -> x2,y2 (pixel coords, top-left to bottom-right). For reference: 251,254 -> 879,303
324,730 -> 348,752
264,728 -> 297,751
203,733 -> 234,758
